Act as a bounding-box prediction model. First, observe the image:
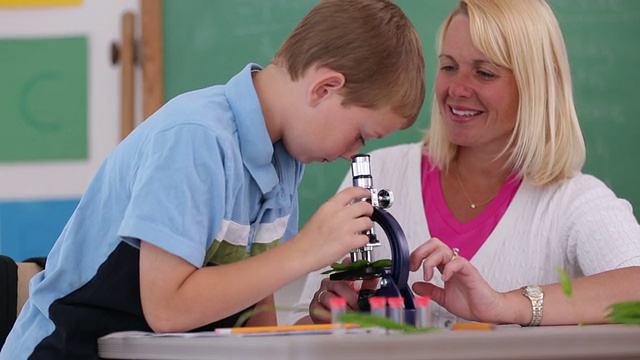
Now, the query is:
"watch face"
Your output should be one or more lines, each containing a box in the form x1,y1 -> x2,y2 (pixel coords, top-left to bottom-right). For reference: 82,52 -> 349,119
526,286 -> 542,296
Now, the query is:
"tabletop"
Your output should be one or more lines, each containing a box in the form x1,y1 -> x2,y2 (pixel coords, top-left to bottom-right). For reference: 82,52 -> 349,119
98,324 -> 640,360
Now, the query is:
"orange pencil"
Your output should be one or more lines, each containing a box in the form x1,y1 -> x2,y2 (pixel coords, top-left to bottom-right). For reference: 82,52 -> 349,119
215,323 -> 359,335
451,322 -> 495,331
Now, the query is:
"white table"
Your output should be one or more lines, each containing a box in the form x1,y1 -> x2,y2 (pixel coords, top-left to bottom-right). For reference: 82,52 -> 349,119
98,324 -> 640,360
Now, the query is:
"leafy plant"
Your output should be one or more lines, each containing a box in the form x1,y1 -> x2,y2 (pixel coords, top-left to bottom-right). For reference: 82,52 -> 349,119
558,268 -> 640,326
606,301 -> 640,325
321,259 -> 392,275
338,311 -> 436,333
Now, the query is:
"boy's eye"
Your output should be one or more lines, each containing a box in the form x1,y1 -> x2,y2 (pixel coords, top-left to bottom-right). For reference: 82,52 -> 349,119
359,136 -> 366,146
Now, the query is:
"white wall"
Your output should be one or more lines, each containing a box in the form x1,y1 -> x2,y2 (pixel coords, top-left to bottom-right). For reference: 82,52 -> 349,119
0,0 -> 140,201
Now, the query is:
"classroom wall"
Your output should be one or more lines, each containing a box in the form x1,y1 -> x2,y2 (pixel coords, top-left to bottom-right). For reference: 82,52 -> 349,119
0,0 -> 140,261
163,0 -> 640,229
1,1 -> 639,268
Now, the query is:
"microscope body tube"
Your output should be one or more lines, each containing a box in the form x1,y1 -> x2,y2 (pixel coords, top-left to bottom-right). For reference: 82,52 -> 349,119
350,154 -> 391,263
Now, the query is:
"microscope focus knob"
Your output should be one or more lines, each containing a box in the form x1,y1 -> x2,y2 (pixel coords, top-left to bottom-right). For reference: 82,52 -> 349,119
377,189 -> 393,209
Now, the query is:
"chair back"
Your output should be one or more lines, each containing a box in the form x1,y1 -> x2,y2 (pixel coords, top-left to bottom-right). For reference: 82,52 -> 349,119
0,255 -> 18,349
0,256 -> 45,350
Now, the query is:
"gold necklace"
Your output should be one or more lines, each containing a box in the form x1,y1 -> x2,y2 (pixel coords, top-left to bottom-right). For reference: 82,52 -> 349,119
454,163 -> 496,210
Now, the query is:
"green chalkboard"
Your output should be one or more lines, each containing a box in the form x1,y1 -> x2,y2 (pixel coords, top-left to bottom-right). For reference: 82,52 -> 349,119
0,36 -> 88,162
163,0 -> 640,223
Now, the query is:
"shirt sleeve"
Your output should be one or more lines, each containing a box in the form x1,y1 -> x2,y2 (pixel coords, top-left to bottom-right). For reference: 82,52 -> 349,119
118,124 -> 228,267
566,175 -> 640,274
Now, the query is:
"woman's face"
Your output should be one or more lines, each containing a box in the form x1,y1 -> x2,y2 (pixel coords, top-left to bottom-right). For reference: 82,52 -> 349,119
435,14 -> 520,152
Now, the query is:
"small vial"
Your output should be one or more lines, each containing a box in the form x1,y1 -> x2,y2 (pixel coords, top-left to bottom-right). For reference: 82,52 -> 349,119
414,296 -> 433,328
387,297 -> 405,326
329,297 -> 347,328
368,296 -> 387,318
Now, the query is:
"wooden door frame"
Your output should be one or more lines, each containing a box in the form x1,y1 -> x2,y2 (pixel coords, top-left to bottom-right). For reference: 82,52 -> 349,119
140,0 -> 164,120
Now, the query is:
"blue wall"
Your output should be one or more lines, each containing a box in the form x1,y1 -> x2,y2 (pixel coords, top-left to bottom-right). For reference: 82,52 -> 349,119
0,199 -> 79,261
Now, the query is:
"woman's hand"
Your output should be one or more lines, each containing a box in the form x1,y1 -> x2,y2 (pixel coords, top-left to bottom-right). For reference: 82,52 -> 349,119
409,238 -> 506,323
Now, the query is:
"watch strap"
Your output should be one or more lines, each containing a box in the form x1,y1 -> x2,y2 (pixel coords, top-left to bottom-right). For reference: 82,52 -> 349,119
521,286 -> 544,327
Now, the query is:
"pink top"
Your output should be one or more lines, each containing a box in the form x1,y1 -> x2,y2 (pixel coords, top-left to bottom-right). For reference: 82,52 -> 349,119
421,156 -> 521,260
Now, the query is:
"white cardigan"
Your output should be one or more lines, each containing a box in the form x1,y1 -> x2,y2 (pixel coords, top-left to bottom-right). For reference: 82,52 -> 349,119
289,142 -> 640,327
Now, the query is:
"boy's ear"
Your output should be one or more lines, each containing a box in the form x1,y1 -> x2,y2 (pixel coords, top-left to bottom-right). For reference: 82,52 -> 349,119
308,69 -> 346,107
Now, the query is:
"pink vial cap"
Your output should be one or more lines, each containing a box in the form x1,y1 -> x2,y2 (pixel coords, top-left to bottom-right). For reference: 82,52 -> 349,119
329,297 -> 347,309
387,297 -> 404,308
368,296 -> 387,308
414,296 -> 431,307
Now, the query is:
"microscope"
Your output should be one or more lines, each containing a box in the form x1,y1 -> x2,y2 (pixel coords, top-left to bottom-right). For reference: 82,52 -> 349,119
329,154 -> 416,325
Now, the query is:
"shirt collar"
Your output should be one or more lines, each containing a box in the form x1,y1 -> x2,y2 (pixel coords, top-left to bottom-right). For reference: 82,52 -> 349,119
225,63 -> 278,194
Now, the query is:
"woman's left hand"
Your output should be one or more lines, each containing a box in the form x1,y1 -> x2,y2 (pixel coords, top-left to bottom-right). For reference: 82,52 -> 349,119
409,238 -> 506,323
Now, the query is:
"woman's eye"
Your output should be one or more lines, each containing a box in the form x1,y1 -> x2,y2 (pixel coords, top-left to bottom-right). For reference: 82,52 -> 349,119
478,70 -> 495,79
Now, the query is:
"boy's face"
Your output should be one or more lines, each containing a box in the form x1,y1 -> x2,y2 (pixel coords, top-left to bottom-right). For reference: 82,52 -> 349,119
284,100 -> 405,164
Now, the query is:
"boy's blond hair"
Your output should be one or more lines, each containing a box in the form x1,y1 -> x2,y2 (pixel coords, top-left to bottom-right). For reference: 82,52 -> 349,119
427,0 -> 585,185
273,0 -> 426,128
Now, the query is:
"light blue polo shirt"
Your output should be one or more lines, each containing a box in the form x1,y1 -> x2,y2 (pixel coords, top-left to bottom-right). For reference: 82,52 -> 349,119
1,63 -> 304,359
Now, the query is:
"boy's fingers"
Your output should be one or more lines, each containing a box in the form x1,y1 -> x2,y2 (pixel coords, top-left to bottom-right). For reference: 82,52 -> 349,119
334,186 -> 371,206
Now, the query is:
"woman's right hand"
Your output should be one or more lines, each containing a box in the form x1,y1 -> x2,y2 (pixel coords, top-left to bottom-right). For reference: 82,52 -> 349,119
410,238 -> 505,323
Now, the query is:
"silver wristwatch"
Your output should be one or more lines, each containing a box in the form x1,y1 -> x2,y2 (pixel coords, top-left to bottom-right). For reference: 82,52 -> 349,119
521,285 -> 544,326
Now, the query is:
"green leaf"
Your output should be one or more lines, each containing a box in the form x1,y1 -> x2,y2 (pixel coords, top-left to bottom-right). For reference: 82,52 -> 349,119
338,311 -> 436,333
370,259 -> 392,268
321,259 -> 391,275
606,301 -> 640,325
557,268 -> 572,297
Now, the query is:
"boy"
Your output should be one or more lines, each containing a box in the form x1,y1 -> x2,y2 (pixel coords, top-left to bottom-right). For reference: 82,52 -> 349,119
0,0 -> 425,358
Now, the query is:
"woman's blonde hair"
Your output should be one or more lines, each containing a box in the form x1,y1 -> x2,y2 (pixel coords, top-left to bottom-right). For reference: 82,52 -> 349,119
426,0 -> 585,185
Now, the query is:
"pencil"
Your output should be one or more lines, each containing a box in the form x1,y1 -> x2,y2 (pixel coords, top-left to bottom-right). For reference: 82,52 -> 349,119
451,322 -> 495,331
215,323 -> 359,334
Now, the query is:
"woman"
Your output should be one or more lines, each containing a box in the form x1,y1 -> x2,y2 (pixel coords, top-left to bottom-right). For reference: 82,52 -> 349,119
290,0 -> 640,327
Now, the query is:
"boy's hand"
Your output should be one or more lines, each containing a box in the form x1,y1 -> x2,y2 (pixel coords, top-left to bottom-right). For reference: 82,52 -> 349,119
296,186 -> 373,271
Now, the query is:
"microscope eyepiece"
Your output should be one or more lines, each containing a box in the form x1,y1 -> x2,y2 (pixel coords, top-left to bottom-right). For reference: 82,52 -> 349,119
351,154 -> 373,189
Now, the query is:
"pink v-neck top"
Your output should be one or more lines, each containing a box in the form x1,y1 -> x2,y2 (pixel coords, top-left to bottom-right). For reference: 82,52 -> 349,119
421,155 -> 522,260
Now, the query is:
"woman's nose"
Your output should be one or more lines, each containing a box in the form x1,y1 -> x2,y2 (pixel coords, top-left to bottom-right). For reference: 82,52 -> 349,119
448,74 -> 473,98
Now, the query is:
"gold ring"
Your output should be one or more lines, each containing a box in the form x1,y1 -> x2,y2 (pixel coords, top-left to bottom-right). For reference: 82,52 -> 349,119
451,248 -> 460,261
317,289 -> 329,304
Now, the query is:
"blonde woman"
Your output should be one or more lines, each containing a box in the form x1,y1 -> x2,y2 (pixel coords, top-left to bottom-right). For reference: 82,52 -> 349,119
292,0 -> 640,328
